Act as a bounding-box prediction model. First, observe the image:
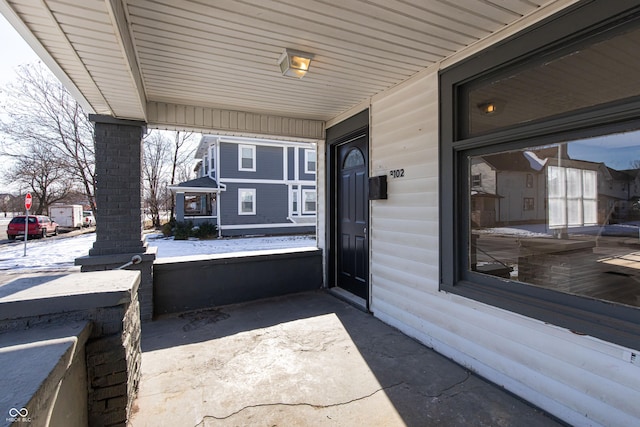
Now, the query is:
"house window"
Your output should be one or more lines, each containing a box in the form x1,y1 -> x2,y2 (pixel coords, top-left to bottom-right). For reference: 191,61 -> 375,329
209,146 -> 216,178
471,174 -> 482,187
305,149 -> 316,174
184,193 -> 215,216
292,189 -> 299,214
239,145 -> 256,171
522,197 -> 534,211
440,3 -> 640,349
526,174 -> 533,188
238,188 -> 256,215
302,189 -> 316,214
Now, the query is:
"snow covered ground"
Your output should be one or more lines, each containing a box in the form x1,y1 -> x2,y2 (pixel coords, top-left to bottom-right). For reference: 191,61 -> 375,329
0,232 -> 316,275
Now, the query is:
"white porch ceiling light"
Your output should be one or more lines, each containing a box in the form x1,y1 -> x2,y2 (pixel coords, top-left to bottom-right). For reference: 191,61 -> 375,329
277,49 -> 314,79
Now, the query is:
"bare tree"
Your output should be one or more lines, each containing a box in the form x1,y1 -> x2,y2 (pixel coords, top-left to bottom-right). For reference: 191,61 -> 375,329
143,131 -> 170,228
5,144 -> 72,214
168,131 -> 196,218
0,62 -> 96,212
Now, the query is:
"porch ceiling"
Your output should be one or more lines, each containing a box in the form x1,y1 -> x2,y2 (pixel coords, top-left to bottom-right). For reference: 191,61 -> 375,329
1,0 -> 574,138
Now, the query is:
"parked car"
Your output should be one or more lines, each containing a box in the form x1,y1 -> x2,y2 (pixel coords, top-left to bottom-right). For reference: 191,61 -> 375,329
83,211 -> 96,227
7,215 -> 59,240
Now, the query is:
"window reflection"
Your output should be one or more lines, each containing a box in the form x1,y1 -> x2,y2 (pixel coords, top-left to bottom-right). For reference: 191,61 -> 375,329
466,26 -> 640,137
470,130 -> 640,308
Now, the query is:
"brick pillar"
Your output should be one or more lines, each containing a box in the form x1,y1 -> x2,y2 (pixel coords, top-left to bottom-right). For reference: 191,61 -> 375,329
90,116 -> 146,255
76,115 -> 156,321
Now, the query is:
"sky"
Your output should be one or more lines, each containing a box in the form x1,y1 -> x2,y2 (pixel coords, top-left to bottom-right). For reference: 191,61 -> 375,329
567,131 -> 640,171
0,14 -> 38,87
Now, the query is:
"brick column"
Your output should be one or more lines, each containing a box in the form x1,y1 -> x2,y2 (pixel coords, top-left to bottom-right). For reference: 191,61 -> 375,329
76,115 -> 156,321
90,115 -> 146,255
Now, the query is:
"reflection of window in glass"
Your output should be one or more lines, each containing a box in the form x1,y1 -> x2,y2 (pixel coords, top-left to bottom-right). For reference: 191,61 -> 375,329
469,130 -> 640,309
526,174 -> 533,188
343,148 -> 364,169
238,189 -> 256,215
548,166 -> 598,228
472,174 -> 482,187
305,149 -> 316,174
303,190 -> 316,214
523,197 -> 535,211
464,26 -> 640,137
239,145 -> 256,171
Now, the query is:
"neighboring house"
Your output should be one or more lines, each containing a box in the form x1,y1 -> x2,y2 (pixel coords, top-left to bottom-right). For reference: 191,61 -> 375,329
170,135 -> 317,237
471,149 -> 640,228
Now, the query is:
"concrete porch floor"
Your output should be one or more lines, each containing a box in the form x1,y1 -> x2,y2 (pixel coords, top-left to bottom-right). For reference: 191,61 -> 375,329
128,291 -> 564,427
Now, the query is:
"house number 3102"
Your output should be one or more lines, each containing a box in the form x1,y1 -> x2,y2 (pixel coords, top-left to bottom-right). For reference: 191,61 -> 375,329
389,169 -> 405,178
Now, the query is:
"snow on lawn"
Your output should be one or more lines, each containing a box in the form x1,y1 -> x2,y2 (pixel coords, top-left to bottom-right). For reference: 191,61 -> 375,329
0,232 -> 317,274
0,233 -> 97,273
146,233 -> 316,258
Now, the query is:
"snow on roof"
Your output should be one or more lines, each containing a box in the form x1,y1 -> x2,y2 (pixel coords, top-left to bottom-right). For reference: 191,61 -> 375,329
523,151 -> 548,171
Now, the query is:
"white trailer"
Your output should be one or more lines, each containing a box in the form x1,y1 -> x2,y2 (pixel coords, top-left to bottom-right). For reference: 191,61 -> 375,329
49,204 -> 84,229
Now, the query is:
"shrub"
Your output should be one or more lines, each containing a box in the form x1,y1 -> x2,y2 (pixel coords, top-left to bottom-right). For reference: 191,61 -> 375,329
173,220 -> 194,240
164,220 -> 217,240
193,221 -> 217,239
162,218 -> 176,237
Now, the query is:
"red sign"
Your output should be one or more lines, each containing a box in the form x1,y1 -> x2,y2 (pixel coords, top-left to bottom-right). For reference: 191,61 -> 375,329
25,193 -> 32,210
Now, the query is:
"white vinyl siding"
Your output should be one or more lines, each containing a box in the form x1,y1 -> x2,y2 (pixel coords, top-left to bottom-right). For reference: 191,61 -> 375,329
367,68 -> 640,426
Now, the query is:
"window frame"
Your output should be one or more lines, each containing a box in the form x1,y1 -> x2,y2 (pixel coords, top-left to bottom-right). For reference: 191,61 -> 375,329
238,144 -> 256,172
291,188 -> 299,214
302,189 -> 317,214
238,188 -> 256,215
305,149 -> 316,174
439,1 -> 640,350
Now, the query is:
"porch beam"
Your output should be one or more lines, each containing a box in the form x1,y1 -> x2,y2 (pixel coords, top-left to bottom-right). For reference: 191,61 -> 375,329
146,101 -> 325,141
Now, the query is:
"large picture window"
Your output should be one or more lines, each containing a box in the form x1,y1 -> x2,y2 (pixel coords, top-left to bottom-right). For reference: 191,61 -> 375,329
469,132 -> 640,307
440,2 -> 640,349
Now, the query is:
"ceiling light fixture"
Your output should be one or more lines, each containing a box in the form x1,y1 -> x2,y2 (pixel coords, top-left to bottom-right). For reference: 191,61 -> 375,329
278,48 -> 314,79
478,102 -> 497,115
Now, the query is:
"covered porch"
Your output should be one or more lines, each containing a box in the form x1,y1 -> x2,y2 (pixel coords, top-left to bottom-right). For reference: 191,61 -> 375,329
2,1 -> 640,426
168,176 -> 221,227
129,291 -> 561,427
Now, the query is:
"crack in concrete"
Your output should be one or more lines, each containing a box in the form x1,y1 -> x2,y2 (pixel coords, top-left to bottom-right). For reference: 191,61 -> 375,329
193,382 -> 404,426
414,370 -> 472,399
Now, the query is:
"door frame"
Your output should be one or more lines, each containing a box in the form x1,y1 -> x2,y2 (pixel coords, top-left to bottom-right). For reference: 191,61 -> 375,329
325,109 -> 370,308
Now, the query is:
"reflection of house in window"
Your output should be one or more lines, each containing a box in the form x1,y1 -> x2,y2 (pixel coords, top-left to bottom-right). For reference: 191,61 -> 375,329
471,174 -> 482,187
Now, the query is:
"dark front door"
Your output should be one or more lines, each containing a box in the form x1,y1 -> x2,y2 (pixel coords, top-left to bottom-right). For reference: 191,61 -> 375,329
336,135 -> 369,299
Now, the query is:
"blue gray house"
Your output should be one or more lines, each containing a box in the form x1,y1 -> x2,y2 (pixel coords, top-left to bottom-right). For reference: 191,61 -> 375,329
170,135 -> 316,237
